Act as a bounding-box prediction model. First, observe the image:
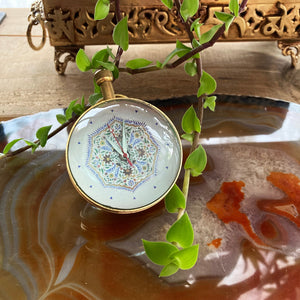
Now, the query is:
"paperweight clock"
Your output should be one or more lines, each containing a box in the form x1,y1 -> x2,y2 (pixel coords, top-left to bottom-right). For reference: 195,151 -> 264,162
66,70 -> 182,213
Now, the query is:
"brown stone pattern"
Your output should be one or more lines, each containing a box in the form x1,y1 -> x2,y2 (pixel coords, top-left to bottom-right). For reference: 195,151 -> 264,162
44,2 -> 300,46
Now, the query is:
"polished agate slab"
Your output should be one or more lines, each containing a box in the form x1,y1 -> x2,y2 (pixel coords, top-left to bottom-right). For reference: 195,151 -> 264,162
0,95 -> 299,299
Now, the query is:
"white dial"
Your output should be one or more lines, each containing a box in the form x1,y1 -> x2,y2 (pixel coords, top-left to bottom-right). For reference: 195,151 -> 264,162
66,97 -> 182,213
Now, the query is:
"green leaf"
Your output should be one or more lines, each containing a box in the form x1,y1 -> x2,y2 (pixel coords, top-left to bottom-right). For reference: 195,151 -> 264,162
156,61 -> 163,69
197,70 -> 216,97
192,38 -> 201,48
126,58 -> 152,70
72,104 -> 85,115
176,40 -> 192,57
229,0 -> 239,17
76,49 -> 92,72
191,39 -> 200,59
161,47 -> 190,68
161,0 -> 173,9
180,0 -> 199,22
159,262 -> 179,277
161,49 -> 180,68
89,93 -> 102,105
94,0 -> 110,20
142,240 -> 178,266
113,16 -> 129,51
56,114 -> 67,124
166,213 -> 194,248
112,64 -> 119,79
164,184 -> 186,213
24,140 -> 39,153
200,24 -> 223,44
181,105 -> 201,134
3,138 -> 23,154
170,245 -> 199,269
176,40 -> 192,52
106,46 -> 115,60
215,11 -> 234,32
190,18 -> 202,40
161,48 -> 180,68
36,125 -> 52,147
97,60 -> 115,71
204,95 -> 217,111
81,96 -> 85,108
161,41 -> 192,68
66,99 -> 78,120
184,144 -> 207,176
24,140 -> 36,147
93,78 -> 101,93
91,49 -> 110,69
181,133 -> 193,144
184,61 -> 197,77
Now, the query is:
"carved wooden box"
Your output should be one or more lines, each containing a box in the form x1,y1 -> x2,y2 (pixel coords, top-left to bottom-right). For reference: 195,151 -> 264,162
40,0 -> 300,73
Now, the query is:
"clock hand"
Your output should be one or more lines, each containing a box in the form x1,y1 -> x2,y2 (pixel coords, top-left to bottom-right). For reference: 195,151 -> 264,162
105,137 -> 123,156
107,123 -> 134,167
122,120 -> 128,154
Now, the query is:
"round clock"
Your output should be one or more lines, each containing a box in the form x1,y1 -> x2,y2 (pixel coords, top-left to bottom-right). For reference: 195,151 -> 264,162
66,71 -> 182,214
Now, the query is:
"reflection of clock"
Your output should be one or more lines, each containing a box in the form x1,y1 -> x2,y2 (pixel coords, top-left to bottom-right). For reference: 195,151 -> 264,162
66,72 -> 182,213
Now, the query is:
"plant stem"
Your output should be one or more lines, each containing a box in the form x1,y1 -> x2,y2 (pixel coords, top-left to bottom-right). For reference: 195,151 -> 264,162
171,0 -> 249,68
173,0 -> 204,220
239,0 -> 248,13
171,25 -> 225,68
114,0 -> 124,68
178,126 -> 201,220
118,0 -> 249,76
178,169 -> 190,220
114,0 -> 122,21
1,114 -> 79,159
119,65 -> 161,74
118,25 -> 225,75
176,0 -> 249,219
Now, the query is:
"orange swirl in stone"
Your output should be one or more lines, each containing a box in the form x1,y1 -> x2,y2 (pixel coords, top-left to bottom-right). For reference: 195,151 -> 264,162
206,181 -> 265,246
257,172 -> 300,227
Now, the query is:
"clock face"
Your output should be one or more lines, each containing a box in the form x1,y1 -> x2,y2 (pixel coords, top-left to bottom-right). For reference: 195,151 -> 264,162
66,98 -> 182,213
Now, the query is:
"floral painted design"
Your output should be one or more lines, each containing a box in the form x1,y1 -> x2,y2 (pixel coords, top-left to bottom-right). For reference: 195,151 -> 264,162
86,117 -> 159,191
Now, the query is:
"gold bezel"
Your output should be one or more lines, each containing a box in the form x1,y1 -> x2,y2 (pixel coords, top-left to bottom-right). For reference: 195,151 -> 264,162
66,96 -> 183,214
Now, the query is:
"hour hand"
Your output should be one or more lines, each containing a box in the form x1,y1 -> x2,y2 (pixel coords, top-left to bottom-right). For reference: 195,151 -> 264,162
122,120 -> 128,154
106,137 -> 123,156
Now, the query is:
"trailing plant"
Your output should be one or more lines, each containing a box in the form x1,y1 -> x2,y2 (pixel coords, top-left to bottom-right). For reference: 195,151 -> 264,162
0,0 -> 248,277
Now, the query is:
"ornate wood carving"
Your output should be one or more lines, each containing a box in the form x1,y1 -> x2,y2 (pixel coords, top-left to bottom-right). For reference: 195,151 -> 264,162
41,1 -> 300,71
54,46 -> 81,75
205,3 -> 300,40
278,40 -> 300,67
45,2 -> 300,45
47,9 -> 75,43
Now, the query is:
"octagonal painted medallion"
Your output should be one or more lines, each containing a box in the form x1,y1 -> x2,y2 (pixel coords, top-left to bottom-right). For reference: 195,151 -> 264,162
86,117 -> 159,191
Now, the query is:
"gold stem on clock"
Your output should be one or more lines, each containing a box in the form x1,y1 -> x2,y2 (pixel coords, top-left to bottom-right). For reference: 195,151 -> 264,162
94,69 -> 115,100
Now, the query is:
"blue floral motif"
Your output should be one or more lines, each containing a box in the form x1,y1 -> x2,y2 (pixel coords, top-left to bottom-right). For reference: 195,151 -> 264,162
86,117 -> 159,191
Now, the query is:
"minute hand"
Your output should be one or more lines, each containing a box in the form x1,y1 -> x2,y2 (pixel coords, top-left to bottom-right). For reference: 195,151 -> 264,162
107,123 -> 133,167
122,120 -> 128,154
106,137 -> 123,156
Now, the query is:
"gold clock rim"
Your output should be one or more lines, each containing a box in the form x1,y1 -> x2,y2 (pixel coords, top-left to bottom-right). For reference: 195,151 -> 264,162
65,96 -> 183,214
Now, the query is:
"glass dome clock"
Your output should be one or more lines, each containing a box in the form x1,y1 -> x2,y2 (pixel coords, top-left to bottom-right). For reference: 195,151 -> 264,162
66,70 -> 182,213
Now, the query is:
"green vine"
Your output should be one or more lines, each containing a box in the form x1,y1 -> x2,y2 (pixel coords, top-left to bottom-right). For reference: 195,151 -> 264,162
0,0 -> 248,277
